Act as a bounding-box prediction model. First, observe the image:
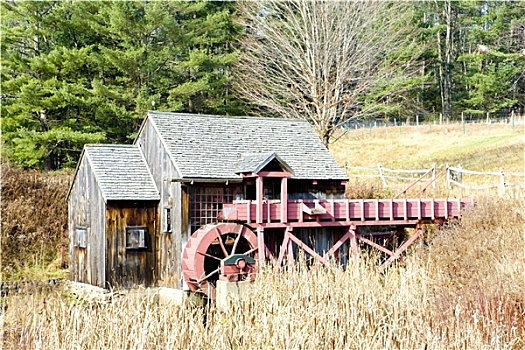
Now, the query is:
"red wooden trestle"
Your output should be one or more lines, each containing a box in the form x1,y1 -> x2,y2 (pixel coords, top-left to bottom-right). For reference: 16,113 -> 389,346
216,197 -> 473,271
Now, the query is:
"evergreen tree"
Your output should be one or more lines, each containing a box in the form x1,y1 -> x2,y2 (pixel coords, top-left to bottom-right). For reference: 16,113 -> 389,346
456,1 -> 525,116
1,1 -> 105,170
1,1 -> 245,170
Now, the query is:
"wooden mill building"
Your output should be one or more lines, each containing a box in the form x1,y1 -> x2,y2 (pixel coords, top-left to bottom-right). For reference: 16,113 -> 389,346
68,111 -> 348,289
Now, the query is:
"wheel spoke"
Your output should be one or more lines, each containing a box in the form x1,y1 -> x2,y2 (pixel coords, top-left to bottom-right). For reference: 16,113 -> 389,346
197,267 -> 220,283
231,229 -> 243,256
242,247 -> 258,256
214,230 -> 229,257
196,250 -> 221,261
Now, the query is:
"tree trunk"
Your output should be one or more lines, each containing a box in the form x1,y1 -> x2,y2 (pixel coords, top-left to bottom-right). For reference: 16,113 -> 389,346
444,0 -> 453,120
322,132 -> 330,148
438,0 -> 453,121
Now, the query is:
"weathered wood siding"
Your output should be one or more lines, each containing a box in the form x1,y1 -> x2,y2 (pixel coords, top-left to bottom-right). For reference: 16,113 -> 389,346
136,119 -> 185,288
68,156 -> 106,288
105,201 -> 157,288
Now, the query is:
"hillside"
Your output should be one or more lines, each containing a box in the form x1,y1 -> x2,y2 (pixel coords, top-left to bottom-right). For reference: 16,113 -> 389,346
331,122 -> 525,172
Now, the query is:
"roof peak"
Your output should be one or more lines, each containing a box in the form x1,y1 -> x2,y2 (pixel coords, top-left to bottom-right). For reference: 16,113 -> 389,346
147,111 -> 306,124
235,152 -> 294,175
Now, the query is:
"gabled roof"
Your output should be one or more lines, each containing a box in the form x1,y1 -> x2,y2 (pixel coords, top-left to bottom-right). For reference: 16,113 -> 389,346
68,145 -> 159,202
235,152 -> 293,175
143,111 -> 348,181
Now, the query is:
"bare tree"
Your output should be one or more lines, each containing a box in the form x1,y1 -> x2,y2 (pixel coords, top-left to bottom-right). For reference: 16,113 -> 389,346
235,0 -> 423,146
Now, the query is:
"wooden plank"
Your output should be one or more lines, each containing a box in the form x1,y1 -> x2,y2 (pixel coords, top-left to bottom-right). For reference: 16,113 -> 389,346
281,177 -> 288,223
256,177 -> 263,223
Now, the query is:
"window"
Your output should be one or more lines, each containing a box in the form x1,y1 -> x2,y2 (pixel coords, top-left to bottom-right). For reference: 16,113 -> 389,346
126,226 -> 147,250
76,226 -> 87,249
164,207 -> 172,233
190,186 -> 236,233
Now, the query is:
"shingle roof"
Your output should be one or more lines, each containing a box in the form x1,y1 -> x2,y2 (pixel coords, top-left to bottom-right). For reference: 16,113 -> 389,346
146,111 -> 348,180
84,145 -> 159,201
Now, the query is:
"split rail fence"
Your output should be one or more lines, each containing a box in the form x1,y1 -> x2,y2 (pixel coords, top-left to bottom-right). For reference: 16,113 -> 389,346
345,163 -> 525,194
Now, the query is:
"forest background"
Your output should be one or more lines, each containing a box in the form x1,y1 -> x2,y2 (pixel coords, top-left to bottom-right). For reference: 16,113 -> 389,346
1,0 -> 524,171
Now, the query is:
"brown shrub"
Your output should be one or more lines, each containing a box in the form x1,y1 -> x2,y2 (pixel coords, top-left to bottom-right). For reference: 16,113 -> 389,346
414,191 -> 525,346
1,165 -> 72,280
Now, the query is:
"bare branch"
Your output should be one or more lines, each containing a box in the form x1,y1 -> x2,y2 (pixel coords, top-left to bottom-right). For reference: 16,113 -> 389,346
235,0 -> 423,146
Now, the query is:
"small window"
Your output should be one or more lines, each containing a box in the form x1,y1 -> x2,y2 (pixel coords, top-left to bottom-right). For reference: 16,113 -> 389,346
164,207 -> 172,233
76,226 -> 87,249
126,226 -> 147,250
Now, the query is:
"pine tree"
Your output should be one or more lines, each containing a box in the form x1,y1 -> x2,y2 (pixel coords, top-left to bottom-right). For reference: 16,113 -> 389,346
456,1 -> 525,116
1,1 -> 105,170
1,1 -> 245,170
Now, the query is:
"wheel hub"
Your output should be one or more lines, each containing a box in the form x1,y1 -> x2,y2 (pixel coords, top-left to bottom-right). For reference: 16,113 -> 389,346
182,223 -> 258,299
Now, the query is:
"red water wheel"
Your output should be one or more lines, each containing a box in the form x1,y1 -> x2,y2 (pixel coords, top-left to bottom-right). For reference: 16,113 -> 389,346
182,223 -> 259,299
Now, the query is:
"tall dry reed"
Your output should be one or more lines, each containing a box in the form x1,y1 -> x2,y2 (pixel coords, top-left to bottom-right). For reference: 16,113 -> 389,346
2,192 -> 523,349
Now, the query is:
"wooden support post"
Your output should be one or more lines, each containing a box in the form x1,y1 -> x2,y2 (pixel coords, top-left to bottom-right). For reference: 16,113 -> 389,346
275,228 -> 291,269
257,226 -> 265,265
323,227 -> 353,264
432,164 -> 436,189
355,233 -> 394,257
379,225 -> 423,271
446,163 -> 451,189
287,239 -> 294,269
462,112 -> 466,135
287,232 -> 325,265
349,229 -> 358,263
378,163 -> 387,188
281,177 -> 288,223
256,176 -> 263,223
499,168 -> 505,195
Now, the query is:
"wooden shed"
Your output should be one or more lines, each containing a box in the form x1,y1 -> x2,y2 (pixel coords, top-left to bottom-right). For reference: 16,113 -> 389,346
69,112 -> 349,290
67,145 -> 160,288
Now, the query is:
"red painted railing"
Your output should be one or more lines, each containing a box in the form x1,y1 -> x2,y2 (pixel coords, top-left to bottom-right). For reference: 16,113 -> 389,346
219,198 -> 473,227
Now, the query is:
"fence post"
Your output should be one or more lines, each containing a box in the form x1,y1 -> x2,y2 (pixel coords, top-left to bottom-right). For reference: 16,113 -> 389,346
458,164 -> 463,183
432,164 -> 436,189
440,113 -> 443,125
511,110 -> 515,129
378,163 -> 387,188
499,168 -> 505,194
461,112 -> 465,134
446,163 -> 451,189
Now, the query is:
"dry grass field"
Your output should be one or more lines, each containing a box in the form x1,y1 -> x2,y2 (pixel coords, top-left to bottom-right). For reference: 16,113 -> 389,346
1,122 -> 524,349
331,121 -> 524,172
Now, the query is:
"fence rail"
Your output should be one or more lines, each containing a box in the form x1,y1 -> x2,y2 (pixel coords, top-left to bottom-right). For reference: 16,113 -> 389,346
343,112 -> 525,130
346,163 -> 525,194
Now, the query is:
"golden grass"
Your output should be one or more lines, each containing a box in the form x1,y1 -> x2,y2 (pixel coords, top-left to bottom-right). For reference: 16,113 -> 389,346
331,122 -> 525,173
2,193 -> 523,349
